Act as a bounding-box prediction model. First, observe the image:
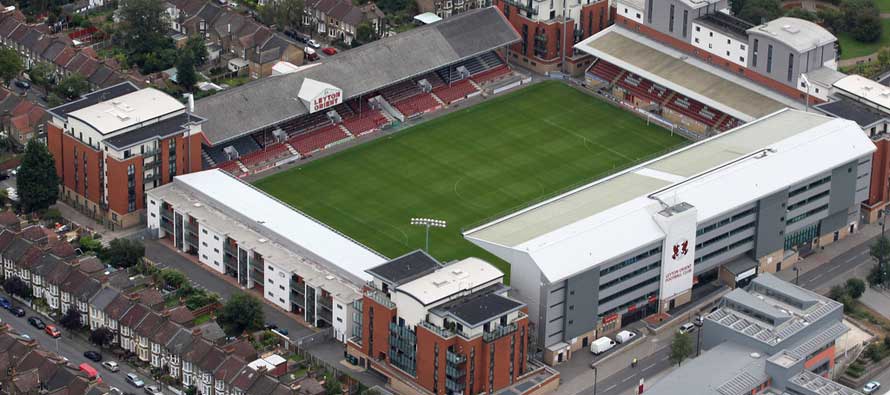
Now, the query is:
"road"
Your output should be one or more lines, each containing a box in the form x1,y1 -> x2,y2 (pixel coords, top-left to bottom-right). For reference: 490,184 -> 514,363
0,296 -> 164,394
143,240 -> 314,341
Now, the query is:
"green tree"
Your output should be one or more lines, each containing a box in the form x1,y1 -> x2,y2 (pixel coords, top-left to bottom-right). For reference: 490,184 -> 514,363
785,8 -> 816,22
184,386 -> 198,395
3,276 -> 30,298
0,48 -> 23,87
879,47 -> 890,68
78,235 -> 104,254
324,373 -> 342,395
737,0 -> 781,25
355,22 -> 376,45
175,53 -> 197,92
185,290 -> 221,310
28,62 -> 54,94
99,238 -> 144,268
217,292 -> 264,336
871,236 -> 890,288
16,139 -> 59,214
159,268 -> 188,289
258,0 -> 303,31
842,0 -> 883,42
730,0 -> 745,15
118,0 -> 176,72
90,327 -> 114,347
55,74 -> 89,101
846,278 -> 866,299
185,36 -> 209,66
670,332 -> 693,366
60,308 -> 83,329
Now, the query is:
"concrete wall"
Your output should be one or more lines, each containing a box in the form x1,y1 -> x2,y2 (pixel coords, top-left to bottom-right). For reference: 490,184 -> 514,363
197,223 -> 225,274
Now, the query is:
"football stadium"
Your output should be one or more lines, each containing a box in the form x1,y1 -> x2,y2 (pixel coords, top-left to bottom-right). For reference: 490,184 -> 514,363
254,80 -> 686,278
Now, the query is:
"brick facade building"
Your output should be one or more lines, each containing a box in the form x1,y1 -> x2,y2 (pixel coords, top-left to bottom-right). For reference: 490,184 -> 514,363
46,82 -> 205,229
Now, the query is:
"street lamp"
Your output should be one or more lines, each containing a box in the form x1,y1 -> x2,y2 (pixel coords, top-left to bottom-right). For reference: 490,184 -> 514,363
793,266 -> 799,285
800,73 -> 810,113
591,365 -> 598,395
410,218 -> 447,252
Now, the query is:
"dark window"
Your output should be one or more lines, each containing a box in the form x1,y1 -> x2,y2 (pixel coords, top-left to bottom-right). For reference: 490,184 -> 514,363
766,44 -> 773,73
682,10 -> 688,37
752,39 -> 758,67
787,53 -> 794,81
668,5 -> 674,33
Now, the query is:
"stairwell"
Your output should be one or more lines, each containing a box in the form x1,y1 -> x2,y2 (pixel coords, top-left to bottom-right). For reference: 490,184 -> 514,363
661,91 -> 677,107
431,92 -> 446,107
236,161 -> 248,173
468,79 -> 482,92
285,143 -> 299,157
339,124 -> 354,138
611,70 -> 627,86
202,150 -> 216,167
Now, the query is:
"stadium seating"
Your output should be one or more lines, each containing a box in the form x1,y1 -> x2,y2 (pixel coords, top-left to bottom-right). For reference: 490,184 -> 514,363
217,160 -> 244,176
380,80 -> 422,103
393,93 -> 441,117
587,60 -> 624,84
417,72 -> 446,89
343,110 -> 389,136
238,142 -> 291,168
433,80 -> 478,104
288,125 -> 350,155
203,135 -> 262,165
472,65 -> 511,85
478,51 -> 504,69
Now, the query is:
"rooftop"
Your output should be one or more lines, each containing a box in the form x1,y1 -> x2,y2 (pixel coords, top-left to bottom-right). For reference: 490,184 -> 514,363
366,250 -> 441,286
646,341 -> 768,395
464,110 -> 874,283
194,7 -> 520,145
434,289 -> 523,327
696,12 -> 753,41
787,370 -> 863,395
66,87 -> 184,135
833,74 -> 890,112
47,81 -> 139,120
395,257 -> 503,306
574,26 -> 795,121
815,97 -> 888,128
747,17 -> 836,53
103,112 -> 205,151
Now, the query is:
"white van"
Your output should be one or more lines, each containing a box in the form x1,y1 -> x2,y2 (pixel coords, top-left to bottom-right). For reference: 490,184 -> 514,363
590,337 -> 616,355
678,323 -> 696,334
615,330 -> 636,343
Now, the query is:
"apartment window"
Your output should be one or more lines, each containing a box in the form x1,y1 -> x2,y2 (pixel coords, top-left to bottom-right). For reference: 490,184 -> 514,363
752,39 -> 758,67
127,164 -> 135,175
337,317 -> 343,323
766,44 -> 773,73
682,10 -> 688,37
202,242 -> 207,247
214,236 -> 219,240
646,0 -> 652,23
787,53 -> 794,81
213,248 -> 219,253
279,285 -> 285,291
202,229 -> 207,234
695,26 -> 700,32
668,5 -> 674,33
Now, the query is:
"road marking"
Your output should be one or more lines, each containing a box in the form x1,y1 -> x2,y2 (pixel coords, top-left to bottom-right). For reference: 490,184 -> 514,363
605,385 -> 617,392
642,364 -> 655,372
846,256 -> 858,263
622,375 -> 635,383
811,273 -> 824,282
662,355 -> 670,361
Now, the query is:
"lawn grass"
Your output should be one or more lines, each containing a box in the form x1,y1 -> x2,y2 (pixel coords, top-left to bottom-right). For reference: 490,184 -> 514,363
254,81 -> 686,280
878,0 -> 890,13
837,18 -> 890,59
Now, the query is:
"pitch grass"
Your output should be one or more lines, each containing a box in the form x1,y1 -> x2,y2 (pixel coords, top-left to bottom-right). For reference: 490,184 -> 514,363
255,81 -> 685,282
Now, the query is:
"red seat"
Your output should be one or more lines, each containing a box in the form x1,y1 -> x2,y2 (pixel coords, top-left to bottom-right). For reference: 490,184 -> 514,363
433,80 -> 477,104
288,125 -> 349,155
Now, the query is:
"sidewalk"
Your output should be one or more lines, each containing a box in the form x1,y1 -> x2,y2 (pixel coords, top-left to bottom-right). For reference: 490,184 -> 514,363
774,223 -> 881,284
52,201 -> 143,242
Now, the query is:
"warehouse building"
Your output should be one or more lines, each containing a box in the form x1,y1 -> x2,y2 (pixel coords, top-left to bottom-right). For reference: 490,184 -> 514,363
145,169 -> 386,342
463,109 -> 874,365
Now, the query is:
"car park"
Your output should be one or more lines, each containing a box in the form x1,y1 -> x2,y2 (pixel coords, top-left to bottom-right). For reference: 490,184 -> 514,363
678,323 -> 696,334
28,316 -> 45,329
126,373 -> 145,388
44,324 -> 61,338
84,350 -> 102,362
102,361 -> 120,372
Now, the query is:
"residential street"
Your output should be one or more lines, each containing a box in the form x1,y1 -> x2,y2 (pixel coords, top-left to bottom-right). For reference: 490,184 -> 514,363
0,298 -> 166,393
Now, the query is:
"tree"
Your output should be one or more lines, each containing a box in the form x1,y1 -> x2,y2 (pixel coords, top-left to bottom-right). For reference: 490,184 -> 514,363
670,332 -> 693,366
60,308 -> 83,329
55,74 -> 89,101
99,238 -> 144,268
90,327 -> 114,347
737,0 -> 781,25
3,276 -> 30,298
78,235 -> 104,254
355,23 -> 376,45
324,373 -> 342,395
159,268 -> 188,290
184,36 -> 208,66
217,292 -> 264,336
16,139 -> 59,214
879,47 -> 890,68
846,278 -> 866,299
785,8 -> 816,22
184,386 -> 198,395
175,53 -> 197,92
871,236 -> 890,288
28,62 -> 55,94
842,0 -> 883,43
730,0 -> 745,15
185,290 -> 221,310
118,0 -> 176,72
0,48 -> 22,87
258,0 -> 303,32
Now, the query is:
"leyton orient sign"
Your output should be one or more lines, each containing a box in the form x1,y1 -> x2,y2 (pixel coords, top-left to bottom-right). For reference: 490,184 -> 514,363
310,88 -> 343,113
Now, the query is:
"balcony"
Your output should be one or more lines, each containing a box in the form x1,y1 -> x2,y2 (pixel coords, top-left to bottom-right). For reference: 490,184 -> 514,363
445,378 -> 465,393
446,365 -> 466,379
364,289 -> 395,309
161,208 -> 174,221
418,321 -> 455,339
502,0 -> 536,15
483,323 -> 518,343
446,350 -> 466,365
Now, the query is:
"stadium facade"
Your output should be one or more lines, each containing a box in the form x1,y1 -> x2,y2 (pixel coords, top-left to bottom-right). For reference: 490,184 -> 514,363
145,169 -> 387,342
464,109 -> 874,365
46,83 -> 206,229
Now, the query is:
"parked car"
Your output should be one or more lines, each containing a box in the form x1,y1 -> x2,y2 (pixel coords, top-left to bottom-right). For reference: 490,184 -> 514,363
109,387 -> 123,395
126,373 -> 145,388
102,361 -> 120,372
10,307 -> 25,317
14,80 -> 30,89
27,316 -> 45,329
79,363 -> 101,383
19,334 -> 31,340
144,385 -> 163,395
589,337 -> 616,355
615,330 -> 636,343
0,296 -> 11,309
307,39 -> 321,48
678,323 -> 696,334
83,350 -> 102,362
863,381 -> 881,394
693,315 -> 704,327
44,324 -> 61,338
274,327 -> 289,336
322,47 -> 337,55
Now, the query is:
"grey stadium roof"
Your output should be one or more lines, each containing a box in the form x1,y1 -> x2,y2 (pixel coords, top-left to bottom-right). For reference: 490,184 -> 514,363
194,7 -> 520,145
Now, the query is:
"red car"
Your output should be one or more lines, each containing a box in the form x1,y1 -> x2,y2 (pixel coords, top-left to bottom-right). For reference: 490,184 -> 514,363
322,47 -> 337,56
45,324 -> 61,338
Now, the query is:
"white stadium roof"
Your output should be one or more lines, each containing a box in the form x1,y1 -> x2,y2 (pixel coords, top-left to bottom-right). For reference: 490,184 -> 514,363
171,170 -> 387,281
464,109 -> 875,283
67,88 -> 184,135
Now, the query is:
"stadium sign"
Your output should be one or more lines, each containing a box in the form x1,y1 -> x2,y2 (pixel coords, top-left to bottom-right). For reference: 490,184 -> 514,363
652,202 -> 697,303
298,78 -> 344,114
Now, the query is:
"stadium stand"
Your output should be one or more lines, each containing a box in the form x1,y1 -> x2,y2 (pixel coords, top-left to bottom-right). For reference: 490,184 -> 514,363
194,7 -> 520,176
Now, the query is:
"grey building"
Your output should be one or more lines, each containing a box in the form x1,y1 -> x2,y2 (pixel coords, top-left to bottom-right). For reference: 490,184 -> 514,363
464,109 -> 874,365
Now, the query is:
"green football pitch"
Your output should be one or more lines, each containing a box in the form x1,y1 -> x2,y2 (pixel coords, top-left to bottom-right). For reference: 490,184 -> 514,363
255,81 -> 686,281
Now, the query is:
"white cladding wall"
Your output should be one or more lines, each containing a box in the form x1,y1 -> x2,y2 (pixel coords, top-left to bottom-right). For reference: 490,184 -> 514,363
265,261 -> 292,311
691,23 -> 748,67
617,1 -> 644,24
332,296 -> 351,342
654,204 -> 698,301
147,197 -> 161,236
197,223 -> 225,274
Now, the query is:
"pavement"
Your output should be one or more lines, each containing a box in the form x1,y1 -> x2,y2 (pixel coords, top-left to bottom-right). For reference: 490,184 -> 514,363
53,201 -> 145,242
0,294 -> 167,394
